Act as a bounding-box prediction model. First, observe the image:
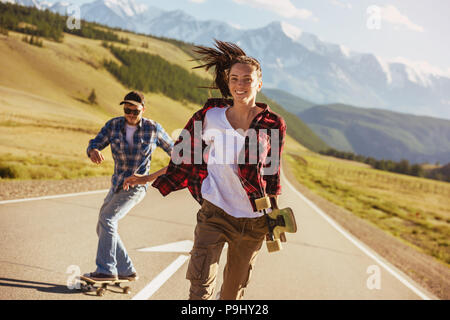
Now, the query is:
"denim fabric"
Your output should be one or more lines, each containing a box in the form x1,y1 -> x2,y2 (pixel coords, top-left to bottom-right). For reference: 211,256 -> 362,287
95,185 -> 146,275
87,117 -> 174,192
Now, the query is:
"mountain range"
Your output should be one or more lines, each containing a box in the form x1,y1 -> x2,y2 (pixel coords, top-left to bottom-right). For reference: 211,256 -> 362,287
6,0 -> 448,120
2,0 -> 450,164
298,104 -> 450,164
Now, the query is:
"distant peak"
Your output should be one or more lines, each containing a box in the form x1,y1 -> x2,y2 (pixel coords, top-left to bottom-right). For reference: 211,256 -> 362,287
100,0 -> 148,16
162,9 -> 194,21
280,21 -> 302,41
52,1 -> 70,6
390,57 -> 450,79
261,21 -> 303,42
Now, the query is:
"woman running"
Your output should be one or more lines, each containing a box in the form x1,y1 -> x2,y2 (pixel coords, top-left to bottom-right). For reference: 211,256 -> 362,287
124,40 -> 286,300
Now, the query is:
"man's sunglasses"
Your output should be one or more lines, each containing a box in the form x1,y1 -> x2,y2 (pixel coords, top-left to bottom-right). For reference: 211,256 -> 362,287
124,107 -> 142,115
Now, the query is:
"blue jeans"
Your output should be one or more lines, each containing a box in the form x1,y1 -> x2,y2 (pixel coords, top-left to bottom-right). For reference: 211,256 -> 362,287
95,186 -> 146,276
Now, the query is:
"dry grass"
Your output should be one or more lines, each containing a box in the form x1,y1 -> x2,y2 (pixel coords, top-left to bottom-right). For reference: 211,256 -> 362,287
0,30 -> 204,181
286,152 -> 450,266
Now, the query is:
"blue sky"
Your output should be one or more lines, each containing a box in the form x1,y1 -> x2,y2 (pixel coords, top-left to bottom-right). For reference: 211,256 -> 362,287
49,0 -> 450,75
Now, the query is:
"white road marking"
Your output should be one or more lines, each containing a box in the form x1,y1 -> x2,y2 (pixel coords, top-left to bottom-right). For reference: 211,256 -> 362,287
132,255 -> 189,300
137,240 -> 194,253
0,189 -> 109,205
281,170 -> 434,300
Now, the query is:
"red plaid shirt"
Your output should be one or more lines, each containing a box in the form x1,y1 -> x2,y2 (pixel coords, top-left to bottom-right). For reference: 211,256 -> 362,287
152,98 -> 286,211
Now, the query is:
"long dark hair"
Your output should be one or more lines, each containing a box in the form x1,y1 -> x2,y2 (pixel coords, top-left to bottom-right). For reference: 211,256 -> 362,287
192,40 -> 262,98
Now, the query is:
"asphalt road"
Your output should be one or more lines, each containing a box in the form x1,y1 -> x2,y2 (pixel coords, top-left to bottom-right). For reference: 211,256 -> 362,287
0,173 -> 436,300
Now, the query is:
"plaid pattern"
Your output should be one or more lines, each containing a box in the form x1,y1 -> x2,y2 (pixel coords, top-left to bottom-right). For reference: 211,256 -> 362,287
152,98 -> 286,211
87,117 -> 174,192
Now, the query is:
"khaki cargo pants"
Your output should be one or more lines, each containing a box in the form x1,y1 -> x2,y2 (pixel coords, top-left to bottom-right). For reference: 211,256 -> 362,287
186,199 -> 268,300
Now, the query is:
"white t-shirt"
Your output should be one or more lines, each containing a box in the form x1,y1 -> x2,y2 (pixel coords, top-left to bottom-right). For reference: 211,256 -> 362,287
125,123 -> 137,148
201,107 -> 263,218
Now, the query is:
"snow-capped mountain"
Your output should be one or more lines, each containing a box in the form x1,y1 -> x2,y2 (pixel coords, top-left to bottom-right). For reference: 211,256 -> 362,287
46,1 -> 70,14
228,22 -> 450,120
4,0 -> 450,119
2,0 -> 42,8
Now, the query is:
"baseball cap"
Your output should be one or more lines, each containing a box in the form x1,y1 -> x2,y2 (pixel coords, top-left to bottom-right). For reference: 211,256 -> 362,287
119,91 -> 145,107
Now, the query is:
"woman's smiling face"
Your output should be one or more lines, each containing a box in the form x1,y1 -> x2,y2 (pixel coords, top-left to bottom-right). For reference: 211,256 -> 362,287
228,63 -> 262,104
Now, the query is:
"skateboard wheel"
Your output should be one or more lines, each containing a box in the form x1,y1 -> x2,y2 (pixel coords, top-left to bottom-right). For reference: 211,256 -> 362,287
123,286 -> 131,294
96,288 -> 106,296
80,284 -> 94,292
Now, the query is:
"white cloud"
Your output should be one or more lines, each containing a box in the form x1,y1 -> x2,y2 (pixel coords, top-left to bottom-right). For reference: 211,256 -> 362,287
189,0 -> 207,3
233,0 -> 318,21
381,5 -> 424,32
330,0 -> 352,9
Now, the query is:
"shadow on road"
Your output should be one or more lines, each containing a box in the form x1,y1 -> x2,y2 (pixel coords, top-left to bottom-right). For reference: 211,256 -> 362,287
0,277 -> 77,295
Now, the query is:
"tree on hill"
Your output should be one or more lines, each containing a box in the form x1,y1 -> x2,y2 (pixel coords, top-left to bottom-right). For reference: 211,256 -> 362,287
0,26 -> 8,36
102,44 -> 211,105
410,164 -> 424,177
88,89 -> 97,105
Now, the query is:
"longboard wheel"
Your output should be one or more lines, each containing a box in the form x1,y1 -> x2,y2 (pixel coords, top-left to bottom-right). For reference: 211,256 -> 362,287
80,283 -> 95,292
123,286 -> 131,294
96,288 -> 106,296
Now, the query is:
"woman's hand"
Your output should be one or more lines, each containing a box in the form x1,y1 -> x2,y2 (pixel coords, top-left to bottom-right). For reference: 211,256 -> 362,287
123,166 -> 168,191
123,173 -> 149,191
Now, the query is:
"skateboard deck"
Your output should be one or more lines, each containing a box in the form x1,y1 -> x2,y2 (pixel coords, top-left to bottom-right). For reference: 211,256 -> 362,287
79,275 -> 132,296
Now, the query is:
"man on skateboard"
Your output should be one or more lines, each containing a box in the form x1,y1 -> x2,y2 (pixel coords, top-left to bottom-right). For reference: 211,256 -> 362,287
83,91 -> 173,282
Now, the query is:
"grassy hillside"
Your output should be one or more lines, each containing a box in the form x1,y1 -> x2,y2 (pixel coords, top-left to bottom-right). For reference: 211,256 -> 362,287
262,87 -> 315,114
256,93 -> 329,153
299,103 -> 450,164
0,30 -> 202,179
0,2 -> 333,183
286,151 -> 450,266
0,24 -> 315,180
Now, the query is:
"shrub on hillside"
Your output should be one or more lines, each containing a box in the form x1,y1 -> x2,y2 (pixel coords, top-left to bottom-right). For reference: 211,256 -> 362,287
22,35 -> 43,47
88,89 -> 97,105
320,148 -> 448,182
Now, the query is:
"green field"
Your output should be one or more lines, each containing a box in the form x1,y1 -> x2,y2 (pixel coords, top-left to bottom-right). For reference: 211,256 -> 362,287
0,30 -> 200,179
286,151 -> 450,266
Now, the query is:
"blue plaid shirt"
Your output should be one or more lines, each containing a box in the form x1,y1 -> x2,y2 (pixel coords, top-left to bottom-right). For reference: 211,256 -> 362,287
87,117 -> 174,192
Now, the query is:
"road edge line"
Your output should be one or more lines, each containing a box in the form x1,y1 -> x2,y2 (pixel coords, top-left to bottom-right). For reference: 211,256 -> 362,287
0,189 -> 109,205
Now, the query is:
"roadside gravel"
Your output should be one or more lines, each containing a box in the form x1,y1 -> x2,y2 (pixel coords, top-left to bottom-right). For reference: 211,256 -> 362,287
0,176 -> 111,200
